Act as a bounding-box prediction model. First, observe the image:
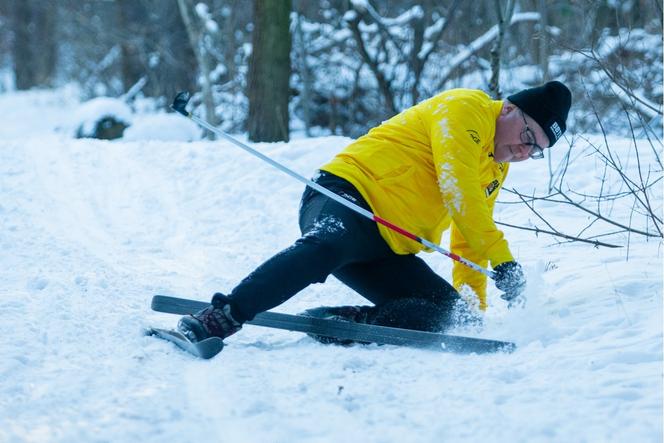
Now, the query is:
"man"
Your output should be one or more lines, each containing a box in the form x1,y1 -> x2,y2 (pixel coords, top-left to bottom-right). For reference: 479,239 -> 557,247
177,81 -> 572,344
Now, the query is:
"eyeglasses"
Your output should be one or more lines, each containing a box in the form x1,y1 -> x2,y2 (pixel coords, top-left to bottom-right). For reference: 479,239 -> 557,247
519,110 -> 545,160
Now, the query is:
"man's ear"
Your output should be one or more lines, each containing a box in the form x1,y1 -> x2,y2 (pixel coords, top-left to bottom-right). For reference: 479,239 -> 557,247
501,102 -> 517,116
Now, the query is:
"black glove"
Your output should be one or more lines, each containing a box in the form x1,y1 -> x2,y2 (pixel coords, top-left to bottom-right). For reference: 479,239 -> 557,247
493,261 -> 527,307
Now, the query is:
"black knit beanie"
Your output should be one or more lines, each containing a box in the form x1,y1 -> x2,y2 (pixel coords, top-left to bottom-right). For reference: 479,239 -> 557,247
507,81 -> 572,147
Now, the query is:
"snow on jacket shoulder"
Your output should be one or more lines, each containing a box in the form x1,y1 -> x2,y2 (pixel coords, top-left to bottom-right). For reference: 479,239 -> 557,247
321,89 -> 513,308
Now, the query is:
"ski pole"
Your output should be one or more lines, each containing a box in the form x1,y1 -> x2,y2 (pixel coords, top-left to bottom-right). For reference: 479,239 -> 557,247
171,92 -> 494,279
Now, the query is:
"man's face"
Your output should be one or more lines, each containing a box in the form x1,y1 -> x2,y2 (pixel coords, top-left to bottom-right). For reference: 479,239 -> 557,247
494,105 -> 550,163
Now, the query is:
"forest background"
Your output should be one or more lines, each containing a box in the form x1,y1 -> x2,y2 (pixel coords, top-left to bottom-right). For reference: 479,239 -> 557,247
1,0 -> 662,142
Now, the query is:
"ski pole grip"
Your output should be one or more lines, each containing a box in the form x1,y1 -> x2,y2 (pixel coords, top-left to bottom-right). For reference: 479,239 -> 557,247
172,91 -> 191,116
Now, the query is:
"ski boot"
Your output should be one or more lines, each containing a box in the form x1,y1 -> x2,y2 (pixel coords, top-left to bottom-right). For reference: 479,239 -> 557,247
178,293 -> 242,342
300,305 -> 376,345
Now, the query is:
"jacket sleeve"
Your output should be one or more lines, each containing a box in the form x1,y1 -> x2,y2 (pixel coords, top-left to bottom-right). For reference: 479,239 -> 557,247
450,221 -> 489,310
450,178 -> 504,310
431,101 -> 513,296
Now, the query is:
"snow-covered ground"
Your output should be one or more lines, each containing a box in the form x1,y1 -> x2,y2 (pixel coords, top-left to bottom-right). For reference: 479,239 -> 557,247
1,89 -> 661,442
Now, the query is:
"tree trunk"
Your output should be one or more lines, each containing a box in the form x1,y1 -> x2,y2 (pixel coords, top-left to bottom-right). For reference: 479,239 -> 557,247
488,0 -> 515,99
12,0 -> 57,89
247,0 -> 292,142
177,0 -> 218,139
35,2 -> 57,86
11,0 -> 33,89
294,12 -> 312,136
537,0 -> 549,82
116,0 -> 144,94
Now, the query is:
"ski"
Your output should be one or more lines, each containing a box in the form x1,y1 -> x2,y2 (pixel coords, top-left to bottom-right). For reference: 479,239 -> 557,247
151,295 -> 516,355
146,327 -> 224,359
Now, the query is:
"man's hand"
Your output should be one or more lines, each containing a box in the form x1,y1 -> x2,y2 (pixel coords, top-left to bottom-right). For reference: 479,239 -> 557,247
493,261 -> 527,308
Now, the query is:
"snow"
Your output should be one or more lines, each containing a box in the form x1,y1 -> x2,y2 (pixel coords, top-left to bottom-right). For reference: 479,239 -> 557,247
123,114 -> 202,142
0,89 -> 662,442
195,3 -> 219,34
438,162 -> 463,214
350,0 -> 369,10
71,96 -> 133,137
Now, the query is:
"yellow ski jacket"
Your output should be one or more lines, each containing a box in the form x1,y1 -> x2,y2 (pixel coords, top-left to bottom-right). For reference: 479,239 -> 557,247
321,89 -> 513,309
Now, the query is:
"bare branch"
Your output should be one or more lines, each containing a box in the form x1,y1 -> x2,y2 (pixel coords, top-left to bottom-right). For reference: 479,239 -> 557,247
416,0 -> 461,66
434,12 -> 540,91
554,188 -> 660,238
623,103 -> 663,235
345,9 -> 397,114
587,141 -> 663,226
633,110 -> 663,169
495,221 -> 622,248
590,48 -> 662,117
410,0 -> 461,104
355,0 -> 405,57
509,187 -> 559,233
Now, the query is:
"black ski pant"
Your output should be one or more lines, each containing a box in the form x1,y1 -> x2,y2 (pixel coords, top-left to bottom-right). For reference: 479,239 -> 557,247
227,171 -> 463,331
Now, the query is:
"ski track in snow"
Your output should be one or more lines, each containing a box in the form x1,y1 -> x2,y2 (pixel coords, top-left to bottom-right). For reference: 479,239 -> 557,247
0,90 -> 661,442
